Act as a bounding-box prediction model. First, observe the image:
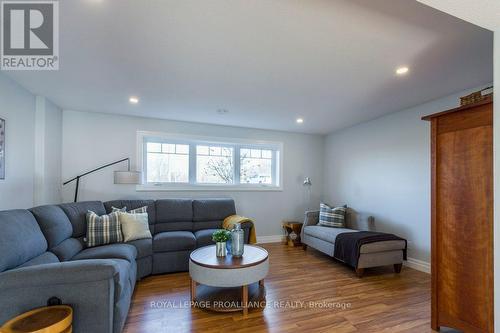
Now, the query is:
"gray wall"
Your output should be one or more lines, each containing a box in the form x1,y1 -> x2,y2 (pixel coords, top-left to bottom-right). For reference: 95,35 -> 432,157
0,73 -> 62,210
0,74 -> 36,209
61,110 -> 324,237
323,85 -> 491,262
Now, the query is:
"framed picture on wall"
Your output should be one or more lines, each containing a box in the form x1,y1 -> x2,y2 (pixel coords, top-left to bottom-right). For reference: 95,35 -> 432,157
0,118 -> 4,180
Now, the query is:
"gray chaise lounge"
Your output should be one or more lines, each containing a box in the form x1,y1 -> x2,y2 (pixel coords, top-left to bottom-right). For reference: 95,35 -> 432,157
301,209 -> 406,277
0,199 -> 252,333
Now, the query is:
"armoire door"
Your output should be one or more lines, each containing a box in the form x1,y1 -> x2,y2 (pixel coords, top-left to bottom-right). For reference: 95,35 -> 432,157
431,102 -> 493,333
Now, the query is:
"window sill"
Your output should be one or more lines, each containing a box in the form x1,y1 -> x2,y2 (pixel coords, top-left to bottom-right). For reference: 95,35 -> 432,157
136,184 -> 283,192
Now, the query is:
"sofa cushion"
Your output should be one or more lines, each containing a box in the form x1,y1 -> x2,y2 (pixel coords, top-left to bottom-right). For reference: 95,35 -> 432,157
153,251 -> 190,274
50,237 -> 84,261
155,199 -> 193,233
136,256 -> 152,279
360,240 -> 407,253
109,258 -> 135,302
194,229 -> 218,248
0,210 -> 48,272
72,243 -> 137,263
193,220 -> 223,232
104,200 -> 156,228
192,199 -> 236,222
153,231 -> 196,252
304,225 -> 355,244
30,205 -> 73,248
126,238 -> 152,259
110,258 -> 136,333
18,251 -> 59,268
59,201 -> 106,238
192,199 -> 235,231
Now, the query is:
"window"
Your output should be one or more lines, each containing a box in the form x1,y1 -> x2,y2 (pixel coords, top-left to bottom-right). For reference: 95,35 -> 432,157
240,148 -> 273,184
138,132 -> 282,190
146,142 -> 189,183
197,145 -> 234,184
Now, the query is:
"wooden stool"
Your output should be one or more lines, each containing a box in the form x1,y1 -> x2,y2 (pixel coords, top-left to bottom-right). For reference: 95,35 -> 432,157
282,221 -> 303,247
1,305 -> 72,333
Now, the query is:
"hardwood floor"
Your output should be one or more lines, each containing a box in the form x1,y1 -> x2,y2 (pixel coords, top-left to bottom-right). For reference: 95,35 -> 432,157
123,243 -> 434,333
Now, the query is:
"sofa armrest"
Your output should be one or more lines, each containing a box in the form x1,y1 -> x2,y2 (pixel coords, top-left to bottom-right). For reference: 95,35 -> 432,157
304,210 -> 319,227
0,259 -> 120,333
239,221 -> 254,244
302,210 -> 319,239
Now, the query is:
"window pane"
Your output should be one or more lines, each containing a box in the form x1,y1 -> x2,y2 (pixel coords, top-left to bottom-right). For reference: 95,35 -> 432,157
210,146 -> 221,156
240,149 -> 273,184
147,142 -> 161,153
162,143 -> 176,153
262,150 -> 272,159
197,145 -> 209,155
176,144 -> 189,154
250,149 -> 261,158
240,148 -> 250,158
197,146 -> 233,184
146,141 -> 189,183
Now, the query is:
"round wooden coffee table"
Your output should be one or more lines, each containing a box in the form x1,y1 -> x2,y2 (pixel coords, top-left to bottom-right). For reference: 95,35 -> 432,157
189,244 -> 269,316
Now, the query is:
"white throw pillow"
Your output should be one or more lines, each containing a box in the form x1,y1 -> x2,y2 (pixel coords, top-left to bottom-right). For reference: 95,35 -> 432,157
118,212 -> 152,242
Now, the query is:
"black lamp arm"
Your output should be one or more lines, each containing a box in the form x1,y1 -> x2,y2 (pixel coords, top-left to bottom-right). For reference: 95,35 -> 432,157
63,158 -> 131,202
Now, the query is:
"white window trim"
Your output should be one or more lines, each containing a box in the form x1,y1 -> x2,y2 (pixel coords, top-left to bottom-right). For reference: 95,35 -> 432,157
136,131 -> 284,192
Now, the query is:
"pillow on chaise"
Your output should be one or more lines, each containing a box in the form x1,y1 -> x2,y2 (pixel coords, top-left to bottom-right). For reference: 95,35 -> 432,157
318,203 -> 347,228
85,211 -> 123,247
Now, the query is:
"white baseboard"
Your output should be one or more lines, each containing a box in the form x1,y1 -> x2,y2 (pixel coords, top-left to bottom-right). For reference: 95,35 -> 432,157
404,257 -> 430,274
257,235 -> 282,244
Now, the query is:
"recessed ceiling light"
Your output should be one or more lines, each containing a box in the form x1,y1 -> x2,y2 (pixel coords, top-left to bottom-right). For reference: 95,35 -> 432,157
396,67 -> 409,75
217,109 -> 229,115
296,118 -> 304,124
129,96 -> 139,104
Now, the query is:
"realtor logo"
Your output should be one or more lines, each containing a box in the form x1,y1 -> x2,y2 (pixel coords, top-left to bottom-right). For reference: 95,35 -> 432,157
1,1 -> 59,70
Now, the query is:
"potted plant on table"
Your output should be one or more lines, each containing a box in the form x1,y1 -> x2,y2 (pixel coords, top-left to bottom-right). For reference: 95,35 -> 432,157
212,229 -> 231,257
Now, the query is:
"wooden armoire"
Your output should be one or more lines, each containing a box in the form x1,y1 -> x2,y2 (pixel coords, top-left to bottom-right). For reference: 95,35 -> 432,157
423,97 -> 493,333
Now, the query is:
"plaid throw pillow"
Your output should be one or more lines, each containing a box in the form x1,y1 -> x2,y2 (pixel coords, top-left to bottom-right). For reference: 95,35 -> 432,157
85,211 -> 123,247
112,206 -> 148,214
318,203 -> 347,228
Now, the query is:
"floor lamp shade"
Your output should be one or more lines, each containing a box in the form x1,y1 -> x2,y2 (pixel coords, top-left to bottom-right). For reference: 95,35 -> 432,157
114,171 -> 142,184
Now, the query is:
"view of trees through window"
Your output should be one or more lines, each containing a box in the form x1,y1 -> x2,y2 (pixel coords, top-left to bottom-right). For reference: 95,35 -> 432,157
143,137 -> 280,187
197,145 -> 233,184
240,148 -> 273,184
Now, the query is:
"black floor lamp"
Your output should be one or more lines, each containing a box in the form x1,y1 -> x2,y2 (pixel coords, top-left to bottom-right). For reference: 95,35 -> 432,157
63,158 -> 142,202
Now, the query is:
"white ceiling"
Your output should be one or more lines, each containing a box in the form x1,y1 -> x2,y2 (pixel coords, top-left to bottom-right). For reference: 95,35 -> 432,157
417,0 -> 500,31
5,0 -> 493,134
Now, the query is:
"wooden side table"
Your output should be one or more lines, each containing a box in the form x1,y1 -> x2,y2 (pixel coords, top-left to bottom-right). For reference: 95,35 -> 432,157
282,221 -> 303,247
1,305 -> 72,333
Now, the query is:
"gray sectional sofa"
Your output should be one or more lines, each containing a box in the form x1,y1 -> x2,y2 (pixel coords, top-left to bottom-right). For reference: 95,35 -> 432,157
0,198 -> 251,333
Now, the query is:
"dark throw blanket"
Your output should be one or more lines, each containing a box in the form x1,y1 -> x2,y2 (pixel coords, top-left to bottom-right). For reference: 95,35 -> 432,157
333,231 -> 407,268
